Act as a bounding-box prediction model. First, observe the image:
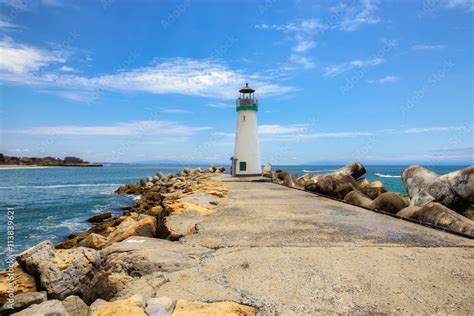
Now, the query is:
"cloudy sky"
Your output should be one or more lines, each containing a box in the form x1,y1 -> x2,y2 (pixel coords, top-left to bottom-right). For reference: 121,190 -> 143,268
0,0 -> 472,164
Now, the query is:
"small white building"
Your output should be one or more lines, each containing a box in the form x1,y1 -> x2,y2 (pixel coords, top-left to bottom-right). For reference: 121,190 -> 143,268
230,83 -> 262,176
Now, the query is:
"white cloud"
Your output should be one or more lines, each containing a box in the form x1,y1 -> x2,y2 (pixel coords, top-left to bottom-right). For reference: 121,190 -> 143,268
207,102 -> 233,109
324,58 -> 384,77
256,19 -> 322,69
293,40 -> 316,53
0,39 -> 293,100
59,65 -> 75,72
0,38 -> 65,74
161,108 -> 192,114
412,44 -> 445,50
5,120 -> 211,136
401,126 -> 472,134
0,0 -> 30,10
0,19 -> 19,29
333,0 -> 381,31
289,54 -> 315,69
444,0 -> 474,10
258,124 -> 307,135
255,19 -> 326,33
368,75 -> 399,84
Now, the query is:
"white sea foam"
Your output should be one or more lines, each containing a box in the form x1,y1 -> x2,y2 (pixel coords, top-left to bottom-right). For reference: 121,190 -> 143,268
375,173 -> 401,178
0,183 -> 121,189
0,166 -> 55,170
302,169 -> 336,173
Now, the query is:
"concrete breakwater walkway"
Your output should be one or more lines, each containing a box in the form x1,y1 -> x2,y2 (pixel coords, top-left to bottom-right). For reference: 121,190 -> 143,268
155,174 -> 473,314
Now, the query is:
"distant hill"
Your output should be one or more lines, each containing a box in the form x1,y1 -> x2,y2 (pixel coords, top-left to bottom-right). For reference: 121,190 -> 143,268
0,154 -> 102,167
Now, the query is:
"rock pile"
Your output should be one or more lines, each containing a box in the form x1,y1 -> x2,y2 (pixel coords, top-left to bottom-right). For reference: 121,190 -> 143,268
0,166 -> 243,315
265,162 -> 474,235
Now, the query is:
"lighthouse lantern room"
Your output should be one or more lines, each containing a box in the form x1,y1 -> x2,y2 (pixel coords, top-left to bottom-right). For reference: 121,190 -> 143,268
231,83 -> 262,176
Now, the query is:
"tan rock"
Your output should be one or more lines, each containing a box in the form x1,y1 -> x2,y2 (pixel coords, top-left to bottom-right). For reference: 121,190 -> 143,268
90,295 -> 146,316
16,241 -> 101,300
62,295 -> 89,316
361,180 -> 387,199
172,300 -> 256,316
78,233 -> 108,250
356,178 -> 369,189
0,263 -> 37,305
148,205 -> 163,216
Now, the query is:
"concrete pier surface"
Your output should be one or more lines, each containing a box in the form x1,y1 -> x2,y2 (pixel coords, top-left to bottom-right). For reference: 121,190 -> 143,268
156,174 -> 474,315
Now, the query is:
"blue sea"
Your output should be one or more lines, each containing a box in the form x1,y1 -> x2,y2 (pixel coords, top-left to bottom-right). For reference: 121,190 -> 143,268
0,164 -> 465,269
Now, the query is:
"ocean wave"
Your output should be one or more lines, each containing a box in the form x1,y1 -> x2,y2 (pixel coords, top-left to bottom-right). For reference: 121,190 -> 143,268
302,169 -> 336,173
375,173 -> 401,178
0,183 -> 121,189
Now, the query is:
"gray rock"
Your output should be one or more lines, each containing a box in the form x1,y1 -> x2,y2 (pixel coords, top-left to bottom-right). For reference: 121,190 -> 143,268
370,192 -> 407,214
16,242 -> 101,300
160,211 -> 202,240
305,173 -> 357,199
87,211 -> 112,223
410,202 -> 474,235
396,206 -> 421,218
334,161 -> 366,179
262,163 -> 272,178
146,297 -> 175,316
1,291 -> 47,313
275,170 -> 289,181
12,300 -> 68,316
344,190 -> 372,208
62,295 -> 89,316
100,236 -> 213,276
402,165 -> 473,212
283,173 -> 300,189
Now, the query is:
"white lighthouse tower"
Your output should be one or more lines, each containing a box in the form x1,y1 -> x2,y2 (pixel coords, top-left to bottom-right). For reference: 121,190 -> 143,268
231,83 -> 262,176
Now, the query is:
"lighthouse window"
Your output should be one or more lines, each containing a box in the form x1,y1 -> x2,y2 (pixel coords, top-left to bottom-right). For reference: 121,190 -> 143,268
243,115 -> 246,122
239,161 -> 247,171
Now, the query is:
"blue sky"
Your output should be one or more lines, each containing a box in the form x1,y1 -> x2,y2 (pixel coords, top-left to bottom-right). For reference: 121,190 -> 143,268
0,0 -> 472,165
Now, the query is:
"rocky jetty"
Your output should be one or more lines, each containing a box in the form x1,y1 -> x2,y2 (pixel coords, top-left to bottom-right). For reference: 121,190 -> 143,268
0,154 -> 102,167
0,165 -> 257,315
266,162 -> 474,236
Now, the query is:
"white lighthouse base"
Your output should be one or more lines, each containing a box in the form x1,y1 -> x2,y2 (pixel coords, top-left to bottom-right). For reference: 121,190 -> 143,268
232,110 -> 262,176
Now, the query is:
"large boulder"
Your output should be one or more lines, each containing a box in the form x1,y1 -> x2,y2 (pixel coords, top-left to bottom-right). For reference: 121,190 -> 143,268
0,263 -> 37,306
172,300 -> 256,316
334,161 -> 366,179
16,241 -> 101,300
361,180 -> 387,199
90,295 -> 146,316
1,291 -> 47,314
296,174 -> 314,188
396,206 -> 421,218
11,299 -> 68,316
275,170 -> 289,181
87,211 -> 112,223
402,165 -> 473,212
78,233 -> 108,250
403,202 -> 474,235
283,173 -> 300,189
62,295 -> 89,316
370,192 -> 407,214
344,190 -> 373,208
262,163 -> 272,178
305,173 -> 357,199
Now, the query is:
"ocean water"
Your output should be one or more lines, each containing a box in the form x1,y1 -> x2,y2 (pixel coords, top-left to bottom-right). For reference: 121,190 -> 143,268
0,164 -> 465,269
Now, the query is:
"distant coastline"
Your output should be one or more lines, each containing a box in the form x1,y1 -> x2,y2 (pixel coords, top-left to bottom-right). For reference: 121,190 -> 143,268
0,153 -> 103,167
